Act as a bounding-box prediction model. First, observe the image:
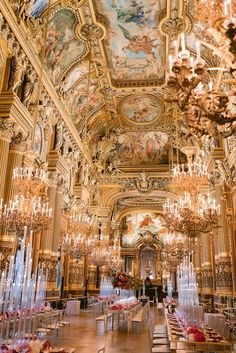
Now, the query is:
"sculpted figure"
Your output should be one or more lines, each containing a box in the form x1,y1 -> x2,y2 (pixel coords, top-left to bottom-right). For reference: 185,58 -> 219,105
54,120 -> 63,152
23,68 -> 39,107
9,52 -> 27,92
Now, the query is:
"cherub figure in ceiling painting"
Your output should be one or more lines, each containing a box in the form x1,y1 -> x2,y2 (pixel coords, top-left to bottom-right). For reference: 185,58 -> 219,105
31,0 -> 48,18
122,95 -> 160,123
119,25 -> 158,57
44,9 -> 86,83
111,0 -> 152,27
67,78 -> 103,127
116,131 -> 170,165
121,213 -> 167,248
96,0 -> 166,82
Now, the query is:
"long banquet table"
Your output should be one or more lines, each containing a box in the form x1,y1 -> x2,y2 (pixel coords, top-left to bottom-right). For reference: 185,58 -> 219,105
165,310 -> 232,353
104,301 -> 142,332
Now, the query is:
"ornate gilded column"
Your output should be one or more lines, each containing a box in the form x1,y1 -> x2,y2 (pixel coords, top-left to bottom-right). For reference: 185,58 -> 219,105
214,185 -> 233,295
0,120 -> 14,199
0,120 -> 15,271
201,234 -> 213,295
69,258 -> 83,293
3,136 -> 26,203
38,173 -> 58,295
194,242 -> 202,294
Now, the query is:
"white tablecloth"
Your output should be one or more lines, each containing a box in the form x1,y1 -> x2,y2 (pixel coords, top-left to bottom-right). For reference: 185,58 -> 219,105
66,300 -> 81,315
204,313 -> 226,337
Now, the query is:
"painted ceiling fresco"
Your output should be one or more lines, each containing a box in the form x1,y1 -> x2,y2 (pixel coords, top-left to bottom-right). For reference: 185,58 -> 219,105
120,94 -> 164,124
61,62 -> 90,93
45,8 -> 86,83
122,213 -> 168,247
31,0 -> 48,18
115,131 -> 170,165
66,76 -> 104,126
96,0 -> 166,84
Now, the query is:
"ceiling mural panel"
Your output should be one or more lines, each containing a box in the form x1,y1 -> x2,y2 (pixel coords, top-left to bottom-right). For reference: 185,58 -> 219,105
68,77 -> 104,127
45,8 -> 87,83
96,0 -> 167,85
115,131 -> 170,165
120,94 -> 164,125
62,62 -> 90,92
121,213 -> 168,247
31,0 -> 48,18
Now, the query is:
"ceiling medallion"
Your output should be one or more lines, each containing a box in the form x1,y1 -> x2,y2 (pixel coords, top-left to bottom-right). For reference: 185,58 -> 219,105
119,94 -> 164,125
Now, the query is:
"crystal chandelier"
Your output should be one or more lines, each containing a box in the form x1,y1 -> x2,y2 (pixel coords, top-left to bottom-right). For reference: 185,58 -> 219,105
0,167 -> 52,233
105,243 -> 123,271
89,234 -> 110,267
167,33 -> 236,138
163,232 -> 189,266
172,146 -> 209,196
63,233 -> 94,259
194,0 -> 236,60
163,192 -> 221,239
67,209 -> 92,236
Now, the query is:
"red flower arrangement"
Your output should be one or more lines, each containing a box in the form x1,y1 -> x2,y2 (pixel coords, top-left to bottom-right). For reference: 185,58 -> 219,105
112,272 -> 138,290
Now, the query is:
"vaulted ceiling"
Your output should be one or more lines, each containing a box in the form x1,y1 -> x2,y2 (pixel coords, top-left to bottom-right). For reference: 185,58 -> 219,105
25,0 -> 236,215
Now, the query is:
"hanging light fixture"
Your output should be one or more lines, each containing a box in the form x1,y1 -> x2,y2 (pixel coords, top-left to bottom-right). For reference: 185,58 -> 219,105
0,167 -> 52,233
167,31 -> 236,138
162,191 -> 221,239
171,146 -> 209,196
63,232 -> 94,259
194,0 -> 236,61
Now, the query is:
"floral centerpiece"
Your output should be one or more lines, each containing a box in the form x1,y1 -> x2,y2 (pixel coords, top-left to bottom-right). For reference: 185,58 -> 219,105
112,272 -> 138,290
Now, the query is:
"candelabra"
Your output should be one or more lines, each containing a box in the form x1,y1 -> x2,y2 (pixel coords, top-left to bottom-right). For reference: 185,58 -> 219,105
0,167 -> 52,233
163,192 -> 221,239
167,33 -> 236,138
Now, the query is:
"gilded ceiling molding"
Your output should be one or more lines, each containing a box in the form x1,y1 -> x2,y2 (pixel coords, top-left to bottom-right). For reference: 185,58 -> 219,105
0,2 -> 95,170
